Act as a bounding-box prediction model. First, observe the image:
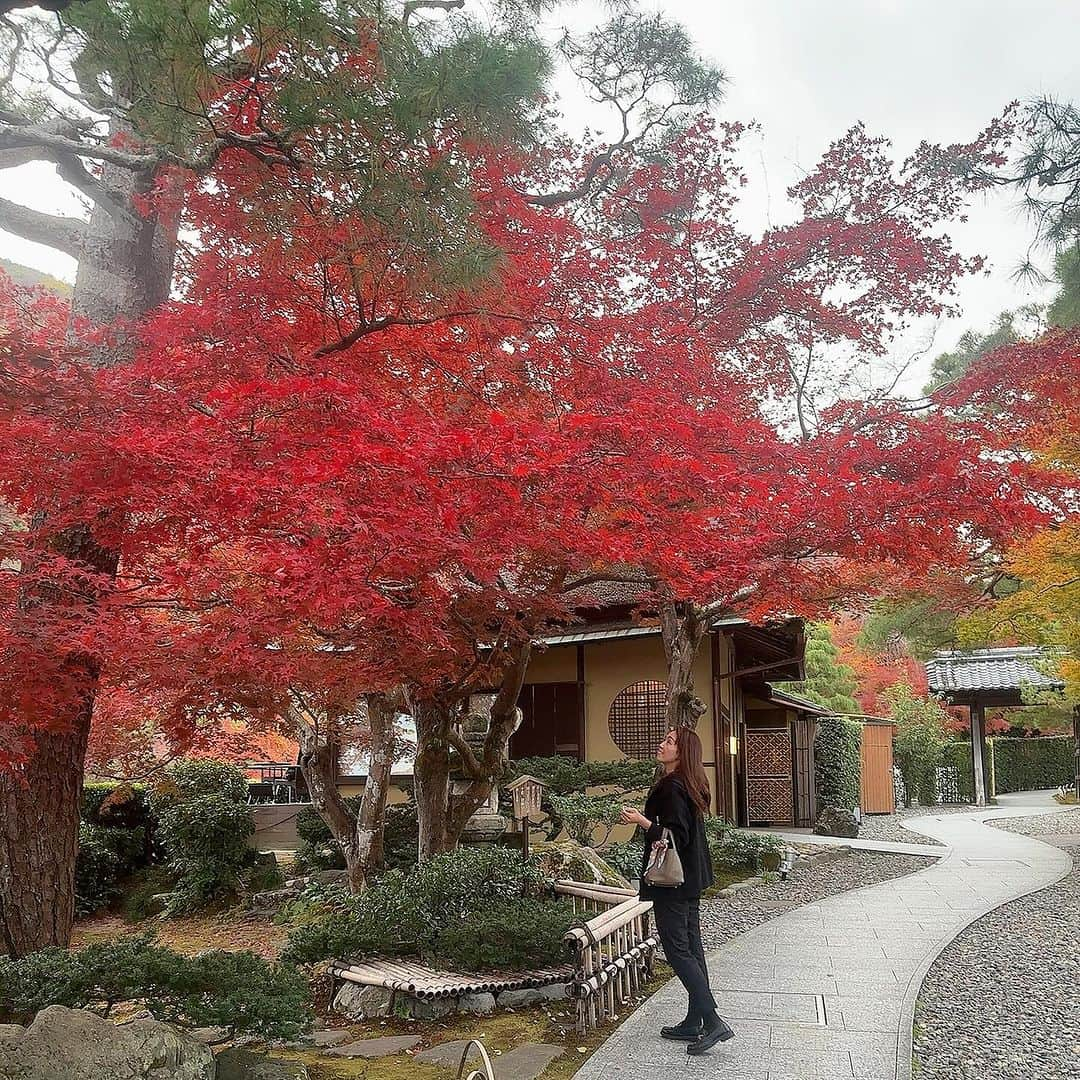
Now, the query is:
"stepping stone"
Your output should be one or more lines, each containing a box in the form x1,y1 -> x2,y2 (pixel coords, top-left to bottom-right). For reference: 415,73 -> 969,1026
309,1029 -> 351,1047
493,1044 -> 564,1080
326,1035 -> 421,1058
416,1040 -> 476,1067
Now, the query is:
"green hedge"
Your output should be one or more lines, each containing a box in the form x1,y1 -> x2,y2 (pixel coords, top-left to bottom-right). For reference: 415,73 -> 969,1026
814,715 -> 862,812
76,783 -> 155,916
941,741 -> 977,803
990,736 -> 1075,795
0,936 -> 310,1038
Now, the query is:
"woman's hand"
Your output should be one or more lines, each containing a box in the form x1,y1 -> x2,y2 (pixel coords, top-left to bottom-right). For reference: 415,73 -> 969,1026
620,806 -> 649,829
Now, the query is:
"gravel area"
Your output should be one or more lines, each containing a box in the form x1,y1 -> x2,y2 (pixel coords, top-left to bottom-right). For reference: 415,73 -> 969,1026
699,849 -> 936,949
914,814 -> 1080,1080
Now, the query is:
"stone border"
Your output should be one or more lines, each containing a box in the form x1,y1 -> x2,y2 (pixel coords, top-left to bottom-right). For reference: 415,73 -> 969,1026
332,979 -> 570,1023
894,811 -> 1074,1080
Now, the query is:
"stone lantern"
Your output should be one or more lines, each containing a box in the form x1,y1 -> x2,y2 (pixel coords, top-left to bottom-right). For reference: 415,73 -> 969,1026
454,696 -> 523,844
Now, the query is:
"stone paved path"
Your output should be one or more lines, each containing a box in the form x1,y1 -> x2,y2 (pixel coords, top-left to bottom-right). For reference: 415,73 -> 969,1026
573,803 -> 1071,1080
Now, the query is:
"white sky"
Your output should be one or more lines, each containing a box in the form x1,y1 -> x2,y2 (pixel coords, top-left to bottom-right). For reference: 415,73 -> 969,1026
4,0 -> 1080,394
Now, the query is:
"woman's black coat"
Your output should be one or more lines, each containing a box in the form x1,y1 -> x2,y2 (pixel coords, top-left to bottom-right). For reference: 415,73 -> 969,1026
638,773 -> 714,901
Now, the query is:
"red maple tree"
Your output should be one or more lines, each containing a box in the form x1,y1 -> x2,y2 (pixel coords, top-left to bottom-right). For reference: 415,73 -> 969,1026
1,104 -> 1068,941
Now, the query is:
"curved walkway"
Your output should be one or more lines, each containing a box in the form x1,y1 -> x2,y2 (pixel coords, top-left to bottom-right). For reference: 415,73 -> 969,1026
573,802 -> 1071,1080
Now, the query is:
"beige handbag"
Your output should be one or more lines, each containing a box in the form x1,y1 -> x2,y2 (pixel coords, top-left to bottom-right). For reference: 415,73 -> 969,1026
643,827 -> 685,888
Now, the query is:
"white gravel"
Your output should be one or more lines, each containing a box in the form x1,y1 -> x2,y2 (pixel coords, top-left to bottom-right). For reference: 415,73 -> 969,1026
699,849 -> 936,949
913,813 -> 1080,1080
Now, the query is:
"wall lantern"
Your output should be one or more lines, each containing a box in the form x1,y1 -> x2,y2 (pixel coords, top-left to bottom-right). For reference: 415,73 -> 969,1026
728,735 -> 739,756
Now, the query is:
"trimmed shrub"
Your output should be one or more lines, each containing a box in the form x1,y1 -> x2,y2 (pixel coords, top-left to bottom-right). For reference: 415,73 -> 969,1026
76,784 -> 155,916
548,792 -> 624,846
990,735 -> 1075,794
941,741 -> 977,803
282,847 -> 559,971
506,757 -> 656,795
151,761 -> 255,913
709,828 -> 784,870
0,936 -> 311,1038
430,898 -> 577,971
814,715 -> 862,812
74,824 -> 124,917
603,838 -> 645,881
885,684 -> 950,807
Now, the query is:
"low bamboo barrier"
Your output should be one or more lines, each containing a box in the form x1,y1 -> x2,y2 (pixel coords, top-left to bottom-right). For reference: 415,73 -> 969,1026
328,879 -> 655,1035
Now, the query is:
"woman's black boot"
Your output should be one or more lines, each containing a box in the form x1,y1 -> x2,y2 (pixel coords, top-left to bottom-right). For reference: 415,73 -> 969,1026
687,1012 -> 735,1055
660,1014 -> 702,1041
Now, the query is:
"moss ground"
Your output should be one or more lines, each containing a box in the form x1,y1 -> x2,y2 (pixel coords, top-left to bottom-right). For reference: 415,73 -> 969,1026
265,962 -> 674,1080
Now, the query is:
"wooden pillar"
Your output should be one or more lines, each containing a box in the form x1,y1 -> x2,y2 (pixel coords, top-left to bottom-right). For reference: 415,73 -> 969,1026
576,645 -> 586,763
1073,705 -> 1080,802
970,703 -> 987,807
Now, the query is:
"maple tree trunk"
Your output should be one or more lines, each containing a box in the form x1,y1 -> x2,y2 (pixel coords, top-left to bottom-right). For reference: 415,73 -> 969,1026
354,692 -> 398,874
412,697 -> 454,860
293,706 -> 371,891
660,599 -> 710,730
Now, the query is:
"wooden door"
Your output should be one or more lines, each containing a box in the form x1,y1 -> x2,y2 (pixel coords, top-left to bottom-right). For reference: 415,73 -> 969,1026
743,727 -> 794,826
511,682 -> 583,760
860,722 -> 895,814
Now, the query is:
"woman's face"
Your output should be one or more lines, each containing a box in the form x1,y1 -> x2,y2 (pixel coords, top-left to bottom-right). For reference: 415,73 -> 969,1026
656,729 -> 680,767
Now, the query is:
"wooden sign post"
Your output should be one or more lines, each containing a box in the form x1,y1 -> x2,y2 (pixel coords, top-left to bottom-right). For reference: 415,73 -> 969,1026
506,774 -> 546,860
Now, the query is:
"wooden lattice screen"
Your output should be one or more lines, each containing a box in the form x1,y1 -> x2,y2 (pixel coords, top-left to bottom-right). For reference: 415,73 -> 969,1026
744,727 -> 794,825
607,680 -> 668,760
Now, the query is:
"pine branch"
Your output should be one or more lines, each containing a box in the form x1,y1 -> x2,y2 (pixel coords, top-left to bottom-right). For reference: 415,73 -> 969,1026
0,195 -> 85,256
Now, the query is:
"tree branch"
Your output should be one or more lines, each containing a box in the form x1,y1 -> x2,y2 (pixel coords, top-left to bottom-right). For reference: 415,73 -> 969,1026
0,195 -> 85,256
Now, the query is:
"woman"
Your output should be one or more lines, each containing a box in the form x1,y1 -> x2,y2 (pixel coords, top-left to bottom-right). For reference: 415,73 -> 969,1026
620,727 -> 735,1056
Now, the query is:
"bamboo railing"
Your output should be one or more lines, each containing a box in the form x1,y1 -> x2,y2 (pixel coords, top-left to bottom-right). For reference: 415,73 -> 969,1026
554,880 -> 657,1034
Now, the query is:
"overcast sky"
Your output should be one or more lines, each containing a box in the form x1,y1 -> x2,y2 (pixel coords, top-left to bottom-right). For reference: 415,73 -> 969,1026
3,0 -> 1080,393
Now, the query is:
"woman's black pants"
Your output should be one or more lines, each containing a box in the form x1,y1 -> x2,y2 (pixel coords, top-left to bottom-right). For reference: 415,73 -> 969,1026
652,896 -> 717,1020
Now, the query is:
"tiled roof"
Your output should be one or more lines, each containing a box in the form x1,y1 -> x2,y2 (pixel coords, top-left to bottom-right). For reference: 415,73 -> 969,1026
926,647 -> 1064,694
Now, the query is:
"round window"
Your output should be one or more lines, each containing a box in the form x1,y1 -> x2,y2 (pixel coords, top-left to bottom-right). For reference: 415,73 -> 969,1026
607,680 -> 669,760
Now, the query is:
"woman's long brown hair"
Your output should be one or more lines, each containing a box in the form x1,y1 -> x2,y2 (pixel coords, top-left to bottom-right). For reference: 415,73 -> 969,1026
664,728 -> 712,816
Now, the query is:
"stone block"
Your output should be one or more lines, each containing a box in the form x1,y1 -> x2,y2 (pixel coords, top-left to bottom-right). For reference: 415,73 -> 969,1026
406,995 -> 458,1020
215,1047 -> 310,1079
325,1035 -> 421,1058
332,982 -> 393,1020
497,984 -> 569,1009
457,992 -> 496,1015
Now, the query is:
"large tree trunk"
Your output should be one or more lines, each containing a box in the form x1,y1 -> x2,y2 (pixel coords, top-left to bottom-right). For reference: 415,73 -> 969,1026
411,696 -> 454,860
0,120 -> 177,953
293,705 -> 365,891
659,599 -> 710,730
354,691 -> 399,874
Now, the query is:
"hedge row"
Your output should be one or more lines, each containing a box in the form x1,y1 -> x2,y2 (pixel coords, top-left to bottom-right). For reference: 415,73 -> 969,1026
990,735 -> 1075,795
813,715 -> 862,812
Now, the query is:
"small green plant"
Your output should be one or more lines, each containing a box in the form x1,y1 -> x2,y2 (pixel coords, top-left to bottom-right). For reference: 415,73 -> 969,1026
151,760 -> 256,913
814,714 -> 862,811
0,936 -> 311,1038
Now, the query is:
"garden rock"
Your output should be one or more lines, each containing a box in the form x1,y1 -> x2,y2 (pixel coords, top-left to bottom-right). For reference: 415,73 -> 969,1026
458,991 -> 496,1014
813,805 -> 859,838
215,1047 -> 309,1080
332,981 -> 393,1019
310,869 -> 349,886
308,1029 -> 351,1047
0,1005 -> 213,1080
325,1035 -> 421,1058
531,839 -> 631,888
498,984 -> 569,1008
250,887 -> 298,913
190,1025 -> 231,1044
